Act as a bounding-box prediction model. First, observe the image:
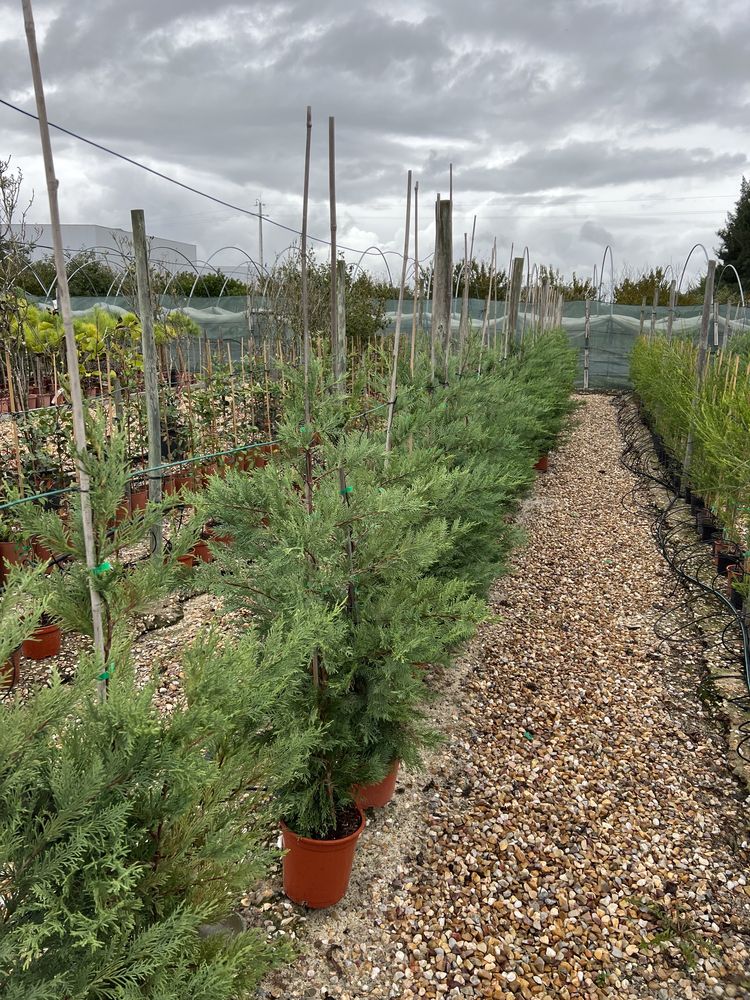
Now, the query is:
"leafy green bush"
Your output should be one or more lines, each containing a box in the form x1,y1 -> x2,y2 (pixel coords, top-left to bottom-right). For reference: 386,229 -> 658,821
0,646 -> 288,999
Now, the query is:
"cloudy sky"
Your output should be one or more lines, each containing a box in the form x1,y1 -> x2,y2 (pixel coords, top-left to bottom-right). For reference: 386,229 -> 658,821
1,0 -> 748,286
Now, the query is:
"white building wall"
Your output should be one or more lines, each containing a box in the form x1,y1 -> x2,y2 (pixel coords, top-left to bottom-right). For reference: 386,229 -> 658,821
10,223 -> 197,274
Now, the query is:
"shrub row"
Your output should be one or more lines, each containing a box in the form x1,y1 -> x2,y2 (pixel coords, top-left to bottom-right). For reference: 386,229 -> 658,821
0,332 -> 576,997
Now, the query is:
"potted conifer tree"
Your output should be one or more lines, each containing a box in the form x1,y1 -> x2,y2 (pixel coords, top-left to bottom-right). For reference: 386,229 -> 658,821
198,363 -> 484,906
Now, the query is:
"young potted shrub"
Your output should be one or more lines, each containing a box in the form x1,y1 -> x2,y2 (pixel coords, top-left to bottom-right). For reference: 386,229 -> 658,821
15,412 -> 196,668
198,365 -> 484,903
0,563 -> 46,691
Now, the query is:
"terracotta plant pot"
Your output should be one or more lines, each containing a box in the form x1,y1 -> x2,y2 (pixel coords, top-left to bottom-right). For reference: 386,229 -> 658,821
0,396 -> 9,414
191,540 -> 213,563
22,622 -> 62,660
128,487 -> 149,513
533,454 -> 549,473
714,539 -> 741,578
281,808 -> 365,909
164,469 -> 195,495
353,760 -> 400,810
177,553 -> 195,568
204,525 -> 233,546
0,540 -> 24,584
1,648 -> 21,691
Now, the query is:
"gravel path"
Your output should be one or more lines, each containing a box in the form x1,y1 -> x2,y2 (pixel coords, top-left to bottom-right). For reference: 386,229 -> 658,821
261,394 -> 750,1000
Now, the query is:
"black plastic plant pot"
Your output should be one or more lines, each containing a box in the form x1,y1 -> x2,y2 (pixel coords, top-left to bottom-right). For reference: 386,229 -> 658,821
684,487 -> 693,505
696,510 -> 719,543
690,494 -> 706,515
730,583 -> 745,611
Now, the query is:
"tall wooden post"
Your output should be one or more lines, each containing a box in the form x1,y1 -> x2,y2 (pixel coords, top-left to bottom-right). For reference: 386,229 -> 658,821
650,286 -> 659,338
583,298 -> 591,390
22,0 -> 107,699
131,209 -> 163,555
328,117 -> 341,387
666,279 -> 676,340
682,259 -> 716,489
385,171 -> 412,454
723,300 -> 732,349
336,258 -> 347,375
410,180 -> 420,375
431,196 -> 452,382
504,256 -> 525,358
639,296 -> 646,336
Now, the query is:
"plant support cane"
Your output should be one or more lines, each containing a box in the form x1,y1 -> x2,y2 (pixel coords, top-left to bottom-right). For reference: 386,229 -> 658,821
22,0 -> 108,701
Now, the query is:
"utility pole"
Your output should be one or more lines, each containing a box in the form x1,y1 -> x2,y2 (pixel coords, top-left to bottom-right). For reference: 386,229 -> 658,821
256,197 -> 265,272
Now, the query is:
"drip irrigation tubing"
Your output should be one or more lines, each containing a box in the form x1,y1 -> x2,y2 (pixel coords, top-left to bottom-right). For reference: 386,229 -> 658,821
614,393 -> 750,763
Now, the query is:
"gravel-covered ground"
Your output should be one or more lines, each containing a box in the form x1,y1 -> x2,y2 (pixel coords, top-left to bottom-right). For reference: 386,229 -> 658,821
260,394 -> 750,1000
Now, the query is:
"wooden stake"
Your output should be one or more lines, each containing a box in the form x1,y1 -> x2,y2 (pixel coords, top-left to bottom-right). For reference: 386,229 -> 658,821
131,209 -> 163,554
504,256 -> 525,359
682,259 -> 716,488
666,279 -> 676,340
410,180 -> 420,376
431,196 -> 452,382
385,170 -> 412,454
584,297 -> 591,391
22,0 -> 107,698
650,285 -> 659,338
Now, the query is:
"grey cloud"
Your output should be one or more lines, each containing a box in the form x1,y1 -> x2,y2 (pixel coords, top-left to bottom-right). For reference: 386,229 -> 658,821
0,0 -> 748,278
579,221 -> 614,247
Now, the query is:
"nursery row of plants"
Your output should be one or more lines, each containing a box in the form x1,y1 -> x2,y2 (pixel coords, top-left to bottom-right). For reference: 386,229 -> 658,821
0,331 -> 576,998
631,333 -> 750,611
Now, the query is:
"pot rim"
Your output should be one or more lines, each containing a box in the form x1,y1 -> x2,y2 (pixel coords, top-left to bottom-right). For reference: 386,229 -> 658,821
281,807 -> 365,850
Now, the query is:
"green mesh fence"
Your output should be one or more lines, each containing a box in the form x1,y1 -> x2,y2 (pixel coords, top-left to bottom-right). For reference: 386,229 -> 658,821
63,296 -> 750,391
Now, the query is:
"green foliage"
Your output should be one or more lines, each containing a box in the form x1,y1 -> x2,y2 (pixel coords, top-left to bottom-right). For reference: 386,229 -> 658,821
0,564 -> 46,668
631,334 -> 750,542
14,412 -> 195,664
197,362 -> 486,837
452,258 -> 509,300
0,647 -> 288,998
716,176 -> 750,292
197,334 -> 575,838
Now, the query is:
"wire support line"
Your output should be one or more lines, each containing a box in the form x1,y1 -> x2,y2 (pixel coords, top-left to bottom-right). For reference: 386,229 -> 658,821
0,97 -> 407,261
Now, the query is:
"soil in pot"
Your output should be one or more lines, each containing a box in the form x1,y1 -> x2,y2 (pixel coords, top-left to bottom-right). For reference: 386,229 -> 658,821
353,760 -> 400,810
1,648 -> 21,691
534,454 -> 549,473
281,804 -> 365,910
22,616 -> 62,660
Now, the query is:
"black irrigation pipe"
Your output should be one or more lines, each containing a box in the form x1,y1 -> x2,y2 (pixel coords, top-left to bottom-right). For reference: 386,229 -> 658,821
614,393 -> 750,763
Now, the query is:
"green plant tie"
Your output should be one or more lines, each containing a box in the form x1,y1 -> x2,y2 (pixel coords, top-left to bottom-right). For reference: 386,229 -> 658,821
523,729 -> 534,741
97,664 -> 114,681
92,561 -> 112,575
340,486 -> 353,495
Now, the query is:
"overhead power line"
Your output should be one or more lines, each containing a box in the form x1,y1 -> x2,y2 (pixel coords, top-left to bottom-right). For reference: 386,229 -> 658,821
0,97 -> 405,259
